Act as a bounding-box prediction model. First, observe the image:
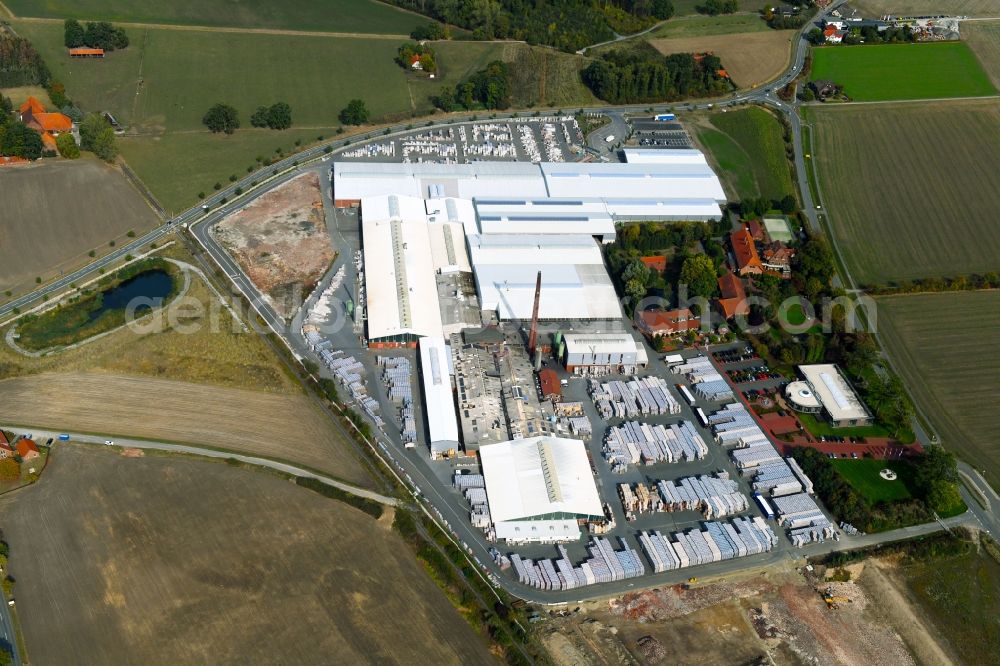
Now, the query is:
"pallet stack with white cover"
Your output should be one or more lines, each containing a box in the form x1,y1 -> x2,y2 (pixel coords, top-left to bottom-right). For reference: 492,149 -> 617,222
671,355 -> 733,401
604,420 -> 707,470
639,516 -> 778,573
508,537 -> 645,590
655,473 -> 749,518
590,377 -> 681,420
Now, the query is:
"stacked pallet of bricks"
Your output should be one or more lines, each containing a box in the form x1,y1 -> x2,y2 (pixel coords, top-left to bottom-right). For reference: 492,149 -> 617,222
709,403 -> 780,469
454,474 -> 493,532
378,357 -> 416,444
639,516 -> 778,573
618,482 -> 662,519
590,377 -> 681,420
671,355 -> 732,401
604,421 -> 708,472
304,265 -> 346,326
656,473 -> 749,518
508,538 -> 645,590
747,461 -> 804,498
771,493 -> 834,547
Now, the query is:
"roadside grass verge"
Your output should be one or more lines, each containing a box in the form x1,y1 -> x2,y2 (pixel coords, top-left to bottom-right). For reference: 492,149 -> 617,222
810,42 -> 996,101
707,106 -> 794,200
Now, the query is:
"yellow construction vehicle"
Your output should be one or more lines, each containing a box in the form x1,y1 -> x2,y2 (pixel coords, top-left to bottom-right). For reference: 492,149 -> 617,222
687,577 -> 698,584
821,587 -> 853,610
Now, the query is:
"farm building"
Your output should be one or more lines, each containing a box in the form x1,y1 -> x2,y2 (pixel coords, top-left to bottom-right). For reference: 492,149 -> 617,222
479,436 -> 603,543
17,96 -> 75,154
69,47 -> 104,57
418,336 -> 460,458
786,364 -> 873,428
562,333 -> 647,375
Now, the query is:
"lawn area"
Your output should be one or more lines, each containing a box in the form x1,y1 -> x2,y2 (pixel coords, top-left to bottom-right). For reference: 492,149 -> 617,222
671,0 -> 763,15
703,107 -> 794,200
810,100 -> 1000,284
810,42 -> 996,101
3,0 -> 425,34
694,126 -> 757,199
648,12 -> 769,38
832,459 -> 914,503
797,411 -> 915,444
876,291 -> 1000,491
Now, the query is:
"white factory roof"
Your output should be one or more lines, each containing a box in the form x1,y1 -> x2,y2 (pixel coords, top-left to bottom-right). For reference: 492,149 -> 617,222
479,436 -> 603,523
472,198 -> 617,239
333,161 -> 548,201
798,364 -> 870,422
562,333 -> 641,356
419,336 -> 460,452
539,162 -> 726,203
602,197 -> 722,220
622,148 -> 712,165
468,234 -> 621,320
361,194 -> 444,340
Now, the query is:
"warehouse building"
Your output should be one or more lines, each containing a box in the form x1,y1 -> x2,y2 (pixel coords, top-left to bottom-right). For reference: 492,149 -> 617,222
479,436 -> 603,543
419,336 -> 461,457
786,364 -> 872,428
562,332 -> 648,376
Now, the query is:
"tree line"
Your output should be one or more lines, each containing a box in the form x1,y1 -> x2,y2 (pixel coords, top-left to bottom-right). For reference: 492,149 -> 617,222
203,102 -> 293,134
581,44 -> 732,104
433,60 -> 511,111
386,0 -> 674,53
64,19 -> 129,51
864,272 -> 1000,295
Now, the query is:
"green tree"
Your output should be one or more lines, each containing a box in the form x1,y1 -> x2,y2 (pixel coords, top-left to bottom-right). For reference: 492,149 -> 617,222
202,103 -> 240,134
914,447 -> 959,493
926,479 -> 962,514
0,121 -> 43,160
622,259 -> 650,304
266,102 -> 292,130
339,99 -> 369,125
64,19 -> 85,48
680,255 -> 718,298
250,106 -> 269,128
55,132 -> 79,158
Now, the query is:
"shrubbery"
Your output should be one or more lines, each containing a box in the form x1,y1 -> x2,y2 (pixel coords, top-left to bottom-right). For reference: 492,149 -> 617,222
582,44 -> 731,104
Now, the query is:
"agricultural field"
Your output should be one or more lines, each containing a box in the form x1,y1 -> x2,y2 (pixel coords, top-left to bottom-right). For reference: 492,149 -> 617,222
808,100 -> 1000,284
831,459 -> 914,503
650,30 -> 794,88
0,445 -> 492,664
647,11 -> 770,38
671,0 -> 763,15
2,0 -> 425,34
214,173 -> 334,318
691,107 -> 793,201
809,42 -> 996,101
963,20 -> 1000,89
851,0 -> 1000,17
0,159 -> 160,297
875,291 -> 1000,490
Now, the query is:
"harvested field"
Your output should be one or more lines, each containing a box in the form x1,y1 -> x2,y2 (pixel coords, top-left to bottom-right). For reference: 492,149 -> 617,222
0,445 -> 492,665
0,371 -> 373,486
213,173 -> 334,318
875,291 -> 1000,489
647,12 -> 770,38
809,42 -> 995,101
546,566 -> 923,665
0,85 -> 49,108
851,0 -> 1000,17
649,30 -> 794,88
964,20 -> 1000,89
809,100 -> 1000,284
0,159 -> 160,296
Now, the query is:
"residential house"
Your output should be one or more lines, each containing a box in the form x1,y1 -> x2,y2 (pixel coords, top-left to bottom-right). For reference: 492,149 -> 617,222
409,54 -> 423,70
762,242 -> 796,278
18,96 -> 75,154
730,225 -> 763,276
716,272 -> 749,319
639,255 -> 668,274
810,79 -> 838,99
0,432 -> 12,460
746,218 -> 766,242
637,308 -> 701,337
823,25 -> 846,43
16,438 -> 40,462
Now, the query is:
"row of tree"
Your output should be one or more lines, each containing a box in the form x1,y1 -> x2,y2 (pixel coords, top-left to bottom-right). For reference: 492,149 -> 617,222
387,0 -> 674,53
64,19 -> 129,51
432,60 -> 511,111
204,102 -> 293,134
582,45 -> 731,104
0,32 -> 50,88
864,272 -> 1000,295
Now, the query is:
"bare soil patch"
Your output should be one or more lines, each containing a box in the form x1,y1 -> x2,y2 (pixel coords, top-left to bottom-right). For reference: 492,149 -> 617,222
0,159 -> 160,295
0,445 -> 492,665
213,172 -> 334,318
649,30 -> 794,88
0,371 -> 373,486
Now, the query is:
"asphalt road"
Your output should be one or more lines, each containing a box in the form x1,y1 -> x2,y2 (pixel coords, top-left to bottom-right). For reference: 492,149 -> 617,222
0,587 -> 19,666
3,427 -> 398,507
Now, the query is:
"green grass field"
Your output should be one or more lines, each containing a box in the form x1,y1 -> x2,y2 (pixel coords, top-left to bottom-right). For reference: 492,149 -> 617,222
3,0 -> 425,34
670,0 -> 763,15
648,12 -> 769,38
702,107 -> 794,201
832,459 -> 915,503
876,291 -> 1000,491
810,100 -> 1000,284
810,42 -> 996,101
964,20 -> 1000,90
694,126 -> 757,199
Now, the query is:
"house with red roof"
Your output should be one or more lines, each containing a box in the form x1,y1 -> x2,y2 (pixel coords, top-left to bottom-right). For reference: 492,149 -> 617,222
638,308 -> 701,338
639,255 -> 668,274
762,242 -> 796,278
716,272 -> 749,319
16,438 -> 40,461
823,25 -> 845,43
0,432 -> 12,460
17,96 -> 76,154
538,368 -> 562,402
730,225 -> 764,276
